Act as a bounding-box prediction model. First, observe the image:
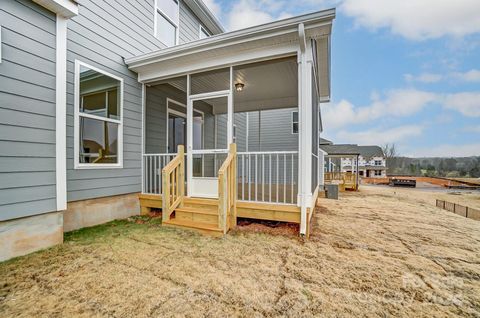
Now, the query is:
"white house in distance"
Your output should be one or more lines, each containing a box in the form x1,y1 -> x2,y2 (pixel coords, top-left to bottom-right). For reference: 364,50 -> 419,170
342,146 -> 387,178
320,139 -> 387,178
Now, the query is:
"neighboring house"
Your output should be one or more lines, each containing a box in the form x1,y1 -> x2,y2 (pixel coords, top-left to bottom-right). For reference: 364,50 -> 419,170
0,0 -> 335,261
343,146 -> 387,178
320,141 -> 387,178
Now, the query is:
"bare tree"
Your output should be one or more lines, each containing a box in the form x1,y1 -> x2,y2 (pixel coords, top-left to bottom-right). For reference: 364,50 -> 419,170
382,143 -> 399,175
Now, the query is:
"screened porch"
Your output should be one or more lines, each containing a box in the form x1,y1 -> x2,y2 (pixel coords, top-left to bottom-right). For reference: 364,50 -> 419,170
141,56 -> 318,205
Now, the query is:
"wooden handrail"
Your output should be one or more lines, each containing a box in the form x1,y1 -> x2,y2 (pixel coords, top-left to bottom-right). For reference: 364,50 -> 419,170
162,145 -> 184,222
218,143 -> 237,234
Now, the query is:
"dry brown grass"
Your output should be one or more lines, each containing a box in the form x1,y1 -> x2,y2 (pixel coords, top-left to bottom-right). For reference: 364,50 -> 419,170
1,188 -> 480,317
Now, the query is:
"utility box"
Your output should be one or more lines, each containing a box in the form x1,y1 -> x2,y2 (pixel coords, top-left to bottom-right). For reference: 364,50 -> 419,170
325,184 -> 339,199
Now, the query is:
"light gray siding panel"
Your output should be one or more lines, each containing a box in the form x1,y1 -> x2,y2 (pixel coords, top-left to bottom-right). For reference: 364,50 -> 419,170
0,157 -> 55,173
0,172 -> 56,189
1,44 -> 56,76
259,108 -> 298,151
0,141 -> 56,158
179,1 -> 213,44
68,184 -> 141,202
0,200 -> 58,222
0,92 -> 55,116
0,0 -> 57,220
65,0 -> 168,201
0,125 -> 55,144
0,185 -> 56,206
0,108 -> 55,130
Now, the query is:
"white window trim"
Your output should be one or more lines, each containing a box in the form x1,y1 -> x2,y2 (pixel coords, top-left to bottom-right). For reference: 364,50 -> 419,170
199,25 -> 210,39
154,0 -> 180,46
74,60 -> 124,169
291,110 -> 299,134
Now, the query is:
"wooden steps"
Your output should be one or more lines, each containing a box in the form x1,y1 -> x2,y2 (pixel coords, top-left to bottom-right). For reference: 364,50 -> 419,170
175,206 -> 218,224
138,194 -> 302,235
163,218 -> 223,237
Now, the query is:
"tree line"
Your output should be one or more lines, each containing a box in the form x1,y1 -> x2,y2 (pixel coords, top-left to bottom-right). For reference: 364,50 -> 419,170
382,144 -> 480,178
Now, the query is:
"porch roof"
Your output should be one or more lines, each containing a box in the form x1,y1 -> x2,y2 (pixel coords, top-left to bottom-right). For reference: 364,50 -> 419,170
125,9 -> 335,102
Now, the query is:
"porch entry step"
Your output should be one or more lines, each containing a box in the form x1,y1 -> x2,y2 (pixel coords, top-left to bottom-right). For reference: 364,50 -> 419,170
183,197 -> 219,205
163,219 -> 223,237
175,207 -> 219,224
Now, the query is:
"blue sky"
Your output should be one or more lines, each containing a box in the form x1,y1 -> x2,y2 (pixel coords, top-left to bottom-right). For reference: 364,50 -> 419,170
203,0 -> 480,157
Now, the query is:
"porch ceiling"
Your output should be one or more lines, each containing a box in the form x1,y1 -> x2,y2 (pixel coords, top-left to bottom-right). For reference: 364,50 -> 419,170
149,57 -> 298,113
126,9 -> 335,102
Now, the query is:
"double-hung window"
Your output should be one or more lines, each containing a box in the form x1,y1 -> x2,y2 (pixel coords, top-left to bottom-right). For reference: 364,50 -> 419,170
155,0 -> 179,47
74,61 -> 123,169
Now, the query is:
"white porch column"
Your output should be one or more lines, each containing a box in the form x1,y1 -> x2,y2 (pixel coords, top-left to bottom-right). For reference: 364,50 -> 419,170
186,74 -> 193,196
297,24 -> 313,236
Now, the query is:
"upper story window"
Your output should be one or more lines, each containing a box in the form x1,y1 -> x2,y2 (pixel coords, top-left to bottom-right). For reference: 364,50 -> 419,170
74,60 -> 123,169
374,160 -> 382,166
292,111 -> 299,134
155,0 -> 179,47
199,25 -> 210,39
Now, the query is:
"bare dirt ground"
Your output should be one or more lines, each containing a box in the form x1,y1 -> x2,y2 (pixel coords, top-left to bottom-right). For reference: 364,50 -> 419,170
362,184 -> 480,210
1,188 -> 480,317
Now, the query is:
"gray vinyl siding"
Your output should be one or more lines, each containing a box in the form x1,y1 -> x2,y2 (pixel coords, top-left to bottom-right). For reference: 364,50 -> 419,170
65,0 -> 167,202
0,0 -> 57,221
66,0 -> 215,202
241,108 -> 298,152
234,113 -> 247,152
179,1 -> 212,43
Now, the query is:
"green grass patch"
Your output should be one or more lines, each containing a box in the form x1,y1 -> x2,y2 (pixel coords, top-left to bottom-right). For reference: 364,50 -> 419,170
64,216 -> 162,244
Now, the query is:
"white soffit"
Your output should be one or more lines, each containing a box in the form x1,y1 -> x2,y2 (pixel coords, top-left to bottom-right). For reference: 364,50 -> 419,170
33,0 -> 78,18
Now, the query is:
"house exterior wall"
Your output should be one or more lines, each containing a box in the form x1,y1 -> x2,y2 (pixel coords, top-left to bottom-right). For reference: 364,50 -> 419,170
0,0 -> 57,221
0,0 -> 220,261
179,1 -> 213,43
65,0 -> 212,202
244,108 -> 299,152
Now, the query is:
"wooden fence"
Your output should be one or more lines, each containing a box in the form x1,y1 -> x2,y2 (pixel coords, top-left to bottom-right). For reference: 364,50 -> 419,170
436,200 -> 480,221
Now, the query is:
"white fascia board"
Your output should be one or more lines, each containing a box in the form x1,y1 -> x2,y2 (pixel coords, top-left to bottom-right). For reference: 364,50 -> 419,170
33,0 -> 78,18
126,8 -> 335,69
137,41 -> 298,83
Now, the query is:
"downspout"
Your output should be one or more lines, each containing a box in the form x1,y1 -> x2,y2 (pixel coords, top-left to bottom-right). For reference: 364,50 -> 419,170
298,23 -> 308,236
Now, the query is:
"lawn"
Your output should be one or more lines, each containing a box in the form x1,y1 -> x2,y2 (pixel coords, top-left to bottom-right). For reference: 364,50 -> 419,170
1,187 -> 480,317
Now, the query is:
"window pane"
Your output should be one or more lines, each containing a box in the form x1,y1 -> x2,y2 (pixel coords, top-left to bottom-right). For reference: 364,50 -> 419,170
79,65 -> 120,120
79,117 -> 118,164
292,111 -> 298,123
157,13 -> 176,46
158,0 -> 178,23
292,122 -> 299,134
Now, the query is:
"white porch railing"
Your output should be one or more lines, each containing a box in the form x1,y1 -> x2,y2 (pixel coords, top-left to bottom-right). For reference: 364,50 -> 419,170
237,151 -> 298,204
143,153 -> 178,194
143,150 -> 299,204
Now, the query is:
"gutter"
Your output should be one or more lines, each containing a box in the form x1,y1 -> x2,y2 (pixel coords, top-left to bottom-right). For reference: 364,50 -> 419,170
126,8 -> 335,68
